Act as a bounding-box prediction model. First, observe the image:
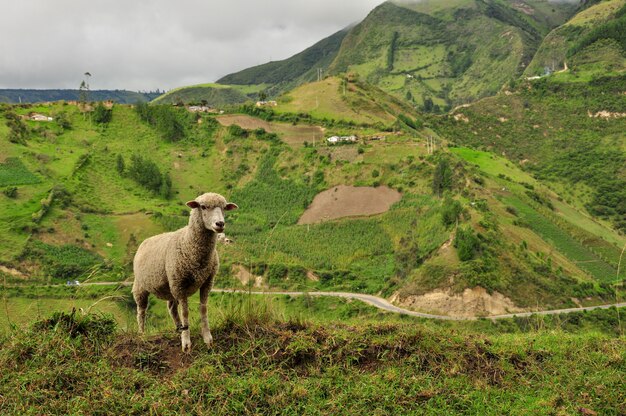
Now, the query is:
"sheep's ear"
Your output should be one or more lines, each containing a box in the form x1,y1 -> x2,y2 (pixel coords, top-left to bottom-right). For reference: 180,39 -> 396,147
225,202 -> 238,211
186,201 -> 200,209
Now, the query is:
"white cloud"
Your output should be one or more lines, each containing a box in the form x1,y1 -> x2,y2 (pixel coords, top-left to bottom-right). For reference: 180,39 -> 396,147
0,0 -> 383,90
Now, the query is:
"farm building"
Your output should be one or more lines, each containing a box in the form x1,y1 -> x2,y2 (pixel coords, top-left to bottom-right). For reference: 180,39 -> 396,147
255,100 -> 277,107
29,113 -> 53,121
327,135 -> 357,144
187,105 -> 215,113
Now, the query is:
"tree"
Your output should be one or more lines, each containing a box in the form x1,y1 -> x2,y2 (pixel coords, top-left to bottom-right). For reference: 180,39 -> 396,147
423,97 -> 434,112
441,197 -> 462,226
92,102 -> 112,124
432,159 -> 453,196
79,72 -> 91,104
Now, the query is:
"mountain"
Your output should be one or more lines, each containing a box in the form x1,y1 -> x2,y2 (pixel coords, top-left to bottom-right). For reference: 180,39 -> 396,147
432,1 -> 626,234
0,89 -> 161,104
217,0 -> 580,108
217,28 -> 349,97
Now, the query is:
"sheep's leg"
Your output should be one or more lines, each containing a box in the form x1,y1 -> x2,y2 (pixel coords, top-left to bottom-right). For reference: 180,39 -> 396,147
133,291 -> 149,333
167,300 -> 182,331
179,297 -> 191,352
199,282 -> 213,347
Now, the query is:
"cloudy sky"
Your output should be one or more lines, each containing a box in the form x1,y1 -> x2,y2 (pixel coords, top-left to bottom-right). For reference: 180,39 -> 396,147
0,0 -> 384,91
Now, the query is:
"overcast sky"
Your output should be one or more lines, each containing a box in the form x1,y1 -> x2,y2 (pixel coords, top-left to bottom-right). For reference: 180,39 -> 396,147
0,0 -> 384,91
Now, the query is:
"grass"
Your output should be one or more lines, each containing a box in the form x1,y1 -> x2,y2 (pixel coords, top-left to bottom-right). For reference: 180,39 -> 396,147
502,194 -> 618,282
0,158 -> 41,187
0,302 -> 624,414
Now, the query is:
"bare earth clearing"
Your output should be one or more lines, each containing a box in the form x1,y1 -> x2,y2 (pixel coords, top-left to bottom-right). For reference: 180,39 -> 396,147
216,114 -> 323,146
391,288 -> 524,318
298,185 -> 402,224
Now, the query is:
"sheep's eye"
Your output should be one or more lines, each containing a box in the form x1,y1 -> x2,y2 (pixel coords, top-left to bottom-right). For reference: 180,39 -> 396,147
201,205 -> 207,210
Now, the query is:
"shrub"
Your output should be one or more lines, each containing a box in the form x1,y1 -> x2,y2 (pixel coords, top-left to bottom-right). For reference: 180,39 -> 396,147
2,186 -> 17,198
455,227 -> 480,261
127,154 -> 172,198
441,198 -> 462,227
92,102 -> 112,124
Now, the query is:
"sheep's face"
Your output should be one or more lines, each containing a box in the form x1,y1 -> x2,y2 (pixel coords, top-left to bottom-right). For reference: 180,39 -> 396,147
187,193 -> 238,233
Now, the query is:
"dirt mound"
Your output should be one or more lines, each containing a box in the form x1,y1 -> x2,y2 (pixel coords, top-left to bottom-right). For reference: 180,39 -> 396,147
392,287 -> 524,318
298,185 -> 401,224
0,265 -> 26,279
111,335 -> 195,376
232,264 -> 264,287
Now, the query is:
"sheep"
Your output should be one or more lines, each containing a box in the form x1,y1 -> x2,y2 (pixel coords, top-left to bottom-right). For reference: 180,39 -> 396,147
132,192 -> 238,352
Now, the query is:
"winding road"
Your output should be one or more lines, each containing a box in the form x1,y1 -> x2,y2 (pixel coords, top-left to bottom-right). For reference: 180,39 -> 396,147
82,282 -> 626,321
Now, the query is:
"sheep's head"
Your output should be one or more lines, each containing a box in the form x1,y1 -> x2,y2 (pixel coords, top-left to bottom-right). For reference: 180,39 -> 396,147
186,193 -> 238,233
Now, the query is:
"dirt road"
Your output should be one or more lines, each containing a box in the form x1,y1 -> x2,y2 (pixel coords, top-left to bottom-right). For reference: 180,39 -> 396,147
78,282 -> 626,321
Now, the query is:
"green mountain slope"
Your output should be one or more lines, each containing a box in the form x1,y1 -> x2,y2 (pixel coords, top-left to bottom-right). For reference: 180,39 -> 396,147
217,28 -> 349,96
328,0 -> 575,109
151,83 -> 265,106
273,76 -> 418,125
525,0 -> 626,76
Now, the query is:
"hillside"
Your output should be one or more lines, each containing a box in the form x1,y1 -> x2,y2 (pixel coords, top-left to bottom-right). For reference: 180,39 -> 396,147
525,0 -> 626,77
434,73 -> 626,235
152,83 -> 265,106
217,28 -> 349,97
0,89 -> 161,104
273,76 -> 418,125
0,99 -> 624,318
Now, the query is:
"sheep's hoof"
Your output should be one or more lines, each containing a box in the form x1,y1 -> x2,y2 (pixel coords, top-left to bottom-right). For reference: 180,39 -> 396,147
202,332 -> 213,347
181,331 -> 192,353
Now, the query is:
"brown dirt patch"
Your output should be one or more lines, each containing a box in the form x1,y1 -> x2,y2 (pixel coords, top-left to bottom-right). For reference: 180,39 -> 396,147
110,334 -> 195,376
217,114 -> 323,147
0,265 -> 27,279
232,264 -> 264,287
392,287 -> 524,318
298,185 -> 402,224
306,271 -> 319,281
217,114 -> 272,130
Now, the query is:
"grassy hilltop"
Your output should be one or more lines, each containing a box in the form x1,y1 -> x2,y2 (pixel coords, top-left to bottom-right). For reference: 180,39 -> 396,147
0,293 -> 624,414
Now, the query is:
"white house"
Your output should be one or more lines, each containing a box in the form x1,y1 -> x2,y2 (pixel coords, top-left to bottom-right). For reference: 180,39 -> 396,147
30,113 -> 53,121
255,100 -> 277,107
326,135 -> 358,144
